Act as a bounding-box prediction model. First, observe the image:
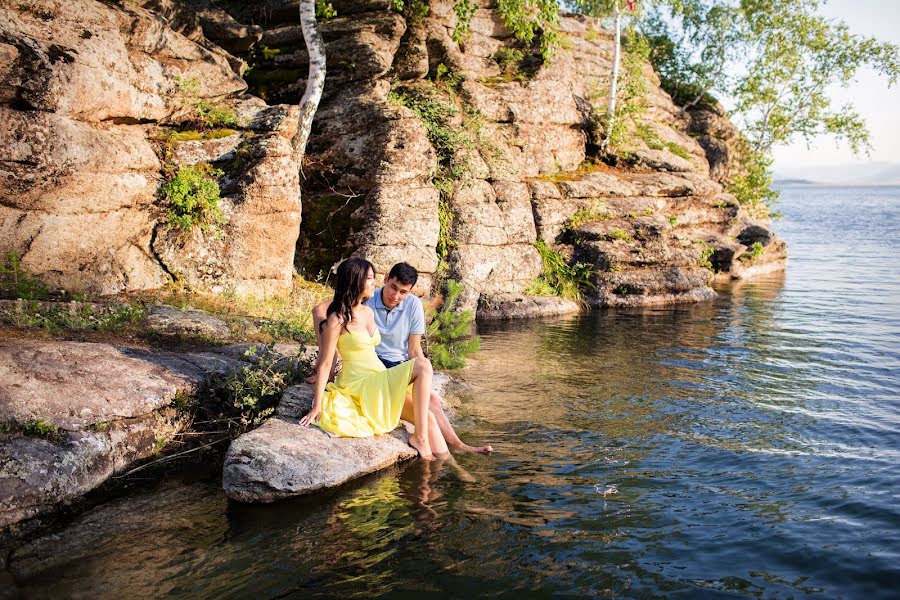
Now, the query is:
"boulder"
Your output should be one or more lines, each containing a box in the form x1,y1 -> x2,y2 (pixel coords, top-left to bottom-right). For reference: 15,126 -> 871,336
222,375 -> 452,503
144,305 -> 232,340
477,294 -> 581,320
0,339 -> 246,531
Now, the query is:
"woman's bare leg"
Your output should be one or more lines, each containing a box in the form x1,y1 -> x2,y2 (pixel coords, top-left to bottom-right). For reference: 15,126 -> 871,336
407,357 -> 434,460
427,411 -> 449,456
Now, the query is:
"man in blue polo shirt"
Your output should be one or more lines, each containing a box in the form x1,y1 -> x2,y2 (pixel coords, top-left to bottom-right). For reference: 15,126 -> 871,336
367,263 -> 491,454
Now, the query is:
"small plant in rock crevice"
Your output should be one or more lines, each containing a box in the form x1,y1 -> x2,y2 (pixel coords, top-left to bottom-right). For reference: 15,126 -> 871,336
531,240 -> 593,303
159,164 -> 226,236
174,76 -> 239,130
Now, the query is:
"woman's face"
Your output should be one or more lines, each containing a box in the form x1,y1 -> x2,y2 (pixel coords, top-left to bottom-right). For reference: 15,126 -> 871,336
362,268 -> 376,300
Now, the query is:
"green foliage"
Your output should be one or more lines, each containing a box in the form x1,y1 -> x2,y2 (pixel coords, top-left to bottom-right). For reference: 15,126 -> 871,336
496,0 -> 561,62
594,30 -> 651,152
452,0 -> 478,43
667,215 -> 678,225
494,46 -> 525,73
160,164 -> 226,235
739,241 -> 766,264
523,277 -> 557,296
315,0 -> 337,19
390,0 -> 429,19
174,76 -> 239,129
697,242 -> 714,271
0,300 -> 146,332
0,252 -> 49,300
643,0 -> 899,156
563,203 -> 610,232
533,240 -> 593,302
604,227 -> 631,241
199,344 -> 314,428
259,316 -> 316,345
426,280 -> 480,370
727,148 -> 779,216
20,418 -> 65,443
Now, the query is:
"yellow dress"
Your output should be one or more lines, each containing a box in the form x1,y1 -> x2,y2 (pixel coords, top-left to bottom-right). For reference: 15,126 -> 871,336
316,327 -> 415,438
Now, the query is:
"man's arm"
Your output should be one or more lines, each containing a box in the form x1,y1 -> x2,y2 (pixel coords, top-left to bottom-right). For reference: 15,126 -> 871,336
408,297 -> 427,360
408,333 -> 426,360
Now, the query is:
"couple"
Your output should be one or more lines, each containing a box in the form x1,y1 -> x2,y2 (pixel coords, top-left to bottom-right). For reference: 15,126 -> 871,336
299,259 -> 491,461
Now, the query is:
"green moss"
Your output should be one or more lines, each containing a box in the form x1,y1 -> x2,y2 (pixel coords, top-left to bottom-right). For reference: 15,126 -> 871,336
604,227 -> 632,242
634,123 -> 692,160
21,418 -> 65,443
563,203 -> 610,232
164,128 -> 238,142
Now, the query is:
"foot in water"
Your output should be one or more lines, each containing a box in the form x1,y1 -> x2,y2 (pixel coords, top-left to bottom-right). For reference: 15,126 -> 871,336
409,434 -> 434,461
450,441 -> 493,454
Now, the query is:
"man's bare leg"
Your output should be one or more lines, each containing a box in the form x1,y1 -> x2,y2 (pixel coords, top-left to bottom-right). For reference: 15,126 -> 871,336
402,392 -> 492,455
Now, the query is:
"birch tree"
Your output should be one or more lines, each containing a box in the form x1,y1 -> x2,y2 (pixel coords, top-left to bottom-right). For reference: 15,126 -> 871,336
291,0 -> 327,163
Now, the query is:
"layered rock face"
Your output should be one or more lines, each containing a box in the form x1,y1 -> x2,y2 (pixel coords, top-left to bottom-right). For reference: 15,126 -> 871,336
0,0 -> 784,307
0,0 -> 301,296
246,1 -> 784,309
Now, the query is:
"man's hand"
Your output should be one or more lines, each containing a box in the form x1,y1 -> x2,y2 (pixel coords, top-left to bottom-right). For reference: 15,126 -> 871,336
408,333 -> 426,360
299,406 -> 321,427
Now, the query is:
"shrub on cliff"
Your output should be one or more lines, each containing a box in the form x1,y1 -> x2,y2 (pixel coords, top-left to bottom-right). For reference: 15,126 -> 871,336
160,164 -> 226,235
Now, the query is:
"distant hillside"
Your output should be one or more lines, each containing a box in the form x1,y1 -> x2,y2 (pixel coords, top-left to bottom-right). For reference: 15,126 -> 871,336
775,162 -> 900,185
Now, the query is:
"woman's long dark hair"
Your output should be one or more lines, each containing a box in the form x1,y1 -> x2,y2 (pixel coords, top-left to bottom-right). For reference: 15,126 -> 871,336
323,257 -> 375,332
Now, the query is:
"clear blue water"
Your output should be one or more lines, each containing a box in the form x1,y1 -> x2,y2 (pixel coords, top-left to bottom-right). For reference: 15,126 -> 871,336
7,186 -> 900,598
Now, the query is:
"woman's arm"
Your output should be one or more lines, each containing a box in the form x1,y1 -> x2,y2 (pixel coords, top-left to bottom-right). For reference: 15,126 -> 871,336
300,315 -> 341,427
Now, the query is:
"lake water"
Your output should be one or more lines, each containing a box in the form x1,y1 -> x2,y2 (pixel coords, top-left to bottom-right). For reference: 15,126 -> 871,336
6,186 -> 900,598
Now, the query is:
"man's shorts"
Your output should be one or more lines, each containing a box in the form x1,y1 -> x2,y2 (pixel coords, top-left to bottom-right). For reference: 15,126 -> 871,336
379,356 -> 405,369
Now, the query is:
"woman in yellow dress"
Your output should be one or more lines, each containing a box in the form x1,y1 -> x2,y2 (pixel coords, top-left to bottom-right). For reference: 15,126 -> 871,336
299,258 -> 441,460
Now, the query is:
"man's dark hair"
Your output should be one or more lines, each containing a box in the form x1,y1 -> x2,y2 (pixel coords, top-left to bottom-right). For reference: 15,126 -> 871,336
387,262 -> 418,286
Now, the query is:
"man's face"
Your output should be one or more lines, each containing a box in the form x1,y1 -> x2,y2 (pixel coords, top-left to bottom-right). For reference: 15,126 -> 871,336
381,277 -> 413,309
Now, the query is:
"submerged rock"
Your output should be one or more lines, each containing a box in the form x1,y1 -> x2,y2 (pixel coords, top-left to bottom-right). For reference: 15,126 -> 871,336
222,374 -> 452,503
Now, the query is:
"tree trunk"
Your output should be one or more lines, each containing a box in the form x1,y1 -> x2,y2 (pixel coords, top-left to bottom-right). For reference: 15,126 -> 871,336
601,1 -> 623,153
292,0 -> 327,164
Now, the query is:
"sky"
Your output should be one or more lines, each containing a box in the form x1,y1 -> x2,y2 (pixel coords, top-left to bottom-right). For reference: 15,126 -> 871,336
770,0 -> 900,169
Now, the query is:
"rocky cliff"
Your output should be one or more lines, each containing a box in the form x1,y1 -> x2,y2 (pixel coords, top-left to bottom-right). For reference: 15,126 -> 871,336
0,0 -> 785,311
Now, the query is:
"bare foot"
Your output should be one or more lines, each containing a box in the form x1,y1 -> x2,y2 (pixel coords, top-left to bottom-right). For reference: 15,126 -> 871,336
408,434 -> 434,461
450,442 -> 493,454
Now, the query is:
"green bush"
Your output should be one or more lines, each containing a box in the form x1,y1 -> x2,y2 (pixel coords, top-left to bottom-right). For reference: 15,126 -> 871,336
197,344 -> 314,429
532,240 -> 593,303
0,252 -> 49,300
728,149 -> 779,216
160,164 -> 226,235
426,280 -> 480,370
494,46 -> 525,73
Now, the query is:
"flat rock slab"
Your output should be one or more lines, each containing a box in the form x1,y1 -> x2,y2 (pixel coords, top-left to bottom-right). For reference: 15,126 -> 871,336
222,375 -> 452,503
144,305 -> 232,341
0,340 -> 245,531
477,294 -> 582,320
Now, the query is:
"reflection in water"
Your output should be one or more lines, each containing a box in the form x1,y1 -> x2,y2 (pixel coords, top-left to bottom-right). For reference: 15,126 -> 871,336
7,187 -> 900,598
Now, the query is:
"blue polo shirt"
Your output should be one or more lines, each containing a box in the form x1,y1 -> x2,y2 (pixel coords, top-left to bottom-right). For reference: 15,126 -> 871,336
366,287 -> 426,363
